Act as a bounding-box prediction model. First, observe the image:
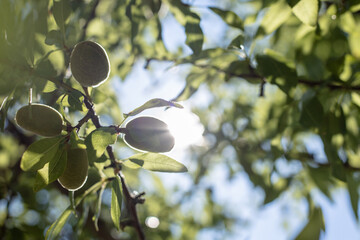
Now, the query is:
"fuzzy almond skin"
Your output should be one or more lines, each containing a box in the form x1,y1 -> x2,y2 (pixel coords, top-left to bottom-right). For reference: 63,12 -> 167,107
58,148 -> 88,191
15,104 -> 63,137
70,41 -> 110,87
124,116 -> 175,153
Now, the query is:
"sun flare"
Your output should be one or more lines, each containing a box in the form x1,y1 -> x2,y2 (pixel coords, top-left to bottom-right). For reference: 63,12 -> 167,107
160,108 -> 205,149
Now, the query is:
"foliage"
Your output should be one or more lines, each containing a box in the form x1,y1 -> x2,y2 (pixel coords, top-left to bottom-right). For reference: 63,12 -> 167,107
1,0 -> 360,239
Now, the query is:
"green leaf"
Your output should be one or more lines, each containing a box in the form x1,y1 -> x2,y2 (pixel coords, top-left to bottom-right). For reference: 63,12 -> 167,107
307,165 -> 333,201
299,96 -> 324,128
70,130 -> 86,149
209,7 -> 243,30
45,30 -> 63,47
67,90 -> 85,111
256,49 -> 297,92
123,153 -> 188,173
350,2 -> 360,12
228,34 -> 244,49
35,59 -> 57,78
34,147 -> 67,192
346,170 -> 359,220
124,98 -> 183,117
20,136 -> 63,172
349,26 -> 360,59
257,0 -> 292,36
292,0 -> 318,27
43,81 -> 58,93
185,14 -> 203,55
295,207 -> 324,240
53,0 -> 71,34
111,176 -> 123,230
296,55 -> 325,81
125,0 -> 141,50
321,108 -> 346,136
93,182 -> 107,231
85,127 -> 117,158
56,90 -> 84,112
45,208 -> 73,240
166,0 -> 203,54
321,136 -> 346,181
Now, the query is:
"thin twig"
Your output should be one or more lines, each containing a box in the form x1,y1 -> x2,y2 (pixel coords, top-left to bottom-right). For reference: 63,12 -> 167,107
79,0 -> 100,41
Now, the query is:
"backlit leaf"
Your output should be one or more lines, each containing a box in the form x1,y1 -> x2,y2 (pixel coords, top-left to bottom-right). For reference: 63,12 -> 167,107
43,81 -> 58,93
123,152 -> 188,172
292,0 -> 318,27
349,26 -> 360,59
45,208 -> 73,240
85,127 -> 117,158
111,176 -> 123,230
124,98 -> 183,117
20,136 -> 63,172
257,0 -> 292,36
34,147 -> 67,192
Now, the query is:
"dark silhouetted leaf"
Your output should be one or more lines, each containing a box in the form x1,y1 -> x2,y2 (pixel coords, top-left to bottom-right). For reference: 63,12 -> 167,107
166,0 -> 203,54
53,0 -> 71,34
346,170 -> 360,220
299,96 -> 323,128
295,207 -> 324,240
210,7 -> 244,30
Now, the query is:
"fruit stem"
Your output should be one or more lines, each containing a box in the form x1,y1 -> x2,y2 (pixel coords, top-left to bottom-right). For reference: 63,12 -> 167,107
28,88 -> 32,105
83,86 -> 93,103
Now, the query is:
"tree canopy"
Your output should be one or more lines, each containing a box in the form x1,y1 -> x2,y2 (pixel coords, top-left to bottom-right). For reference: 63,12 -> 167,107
1,0 -> 360,239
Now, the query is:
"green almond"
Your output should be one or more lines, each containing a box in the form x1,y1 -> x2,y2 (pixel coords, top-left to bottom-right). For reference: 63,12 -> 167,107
70,41 -> 110,87
124,116 -> 175,153
58,148 -> 89,191
15,104 -> 63,137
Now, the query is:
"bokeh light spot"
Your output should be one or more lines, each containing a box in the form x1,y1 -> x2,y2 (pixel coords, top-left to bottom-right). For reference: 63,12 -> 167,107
145,216 -> 160,228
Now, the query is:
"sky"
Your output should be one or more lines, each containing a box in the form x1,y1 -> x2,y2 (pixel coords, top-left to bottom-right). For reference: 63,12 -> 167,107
113,1 -> 360,239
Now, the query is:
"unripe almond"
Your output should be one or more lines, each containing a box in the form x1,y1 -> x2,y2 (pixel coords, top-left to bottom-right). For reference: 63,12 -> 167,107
58,148 -> 88,191
124,116 -> 174,152
15,104 -> 63,137
70,41 -> 110,87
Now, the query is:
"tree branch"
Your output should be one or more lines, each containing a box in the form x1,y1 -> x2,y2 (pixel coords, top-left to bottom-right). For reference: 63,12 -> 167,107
83,95 -> 146,240
146,57 -> 360,92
